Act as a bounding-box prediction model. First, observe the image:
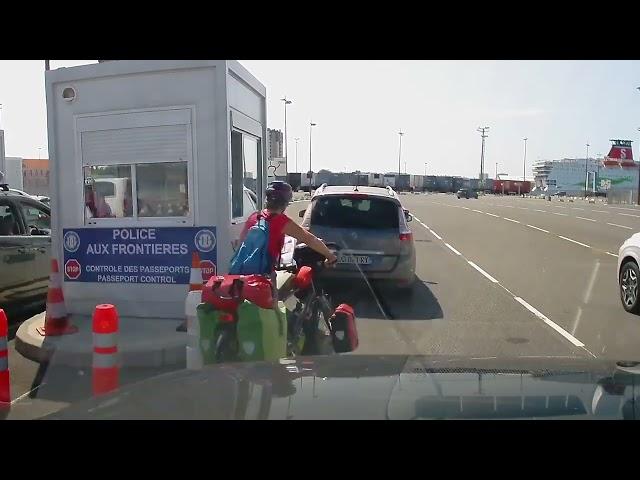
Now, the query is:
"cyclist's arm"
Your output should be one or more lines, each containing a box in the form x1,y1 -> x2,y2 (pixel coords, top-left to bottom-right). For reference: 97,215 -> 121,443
283,220 -> 337,263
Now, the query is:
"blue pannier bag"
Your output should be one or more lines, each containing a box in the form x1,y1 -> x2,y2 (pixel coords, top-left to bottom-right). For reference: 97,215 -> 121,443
229,215 -> 272,275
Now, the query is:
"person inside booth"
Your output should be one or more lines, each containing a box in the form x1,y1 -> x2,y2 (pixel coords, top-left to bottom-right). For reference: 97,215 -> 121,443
84,180 -> 114,219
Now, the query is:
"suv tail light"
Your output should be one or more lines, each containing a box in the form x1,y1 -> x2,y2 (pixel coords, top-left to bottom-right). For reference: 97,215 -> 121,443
399,232 -> 413,242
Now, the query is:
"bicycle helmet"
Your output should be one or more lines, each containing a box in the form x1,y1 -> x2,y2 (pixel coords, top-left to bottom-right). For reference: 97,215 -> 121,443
265,181 -> 293,209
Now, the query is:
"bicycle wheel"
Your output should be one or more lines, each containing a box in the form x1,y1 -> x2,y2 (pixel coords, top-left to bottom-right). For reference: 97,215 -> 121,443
214,323 -> 239,363
301,294 -> 334,356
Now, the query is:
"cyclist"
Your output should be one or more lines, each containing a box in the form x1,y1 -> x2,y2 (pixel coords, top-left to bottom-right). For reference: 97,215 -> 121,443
239,181 -> 337,274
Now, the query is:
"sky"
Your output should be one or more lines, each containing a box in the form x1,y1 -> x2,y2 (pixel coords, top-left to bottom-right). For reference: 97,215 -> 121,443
2,60 -> 639,179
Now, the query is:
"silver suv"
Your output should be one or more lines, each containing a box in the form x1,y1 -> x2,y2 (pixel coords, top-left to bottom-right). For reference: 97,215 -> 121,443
299,185 -> 416,294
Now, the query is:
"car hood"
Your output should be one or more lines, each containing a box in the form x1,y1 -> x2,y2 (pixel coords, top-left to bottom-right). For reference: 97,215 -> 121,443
45,355 -> 640,420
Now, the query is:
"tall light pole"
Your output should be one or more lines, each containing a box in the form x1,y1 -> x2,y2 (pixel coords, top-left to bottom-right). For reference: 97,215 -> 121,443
584,142 -> 590,198
294,137 -> 300,173
477,127 -> 490,190
309,121 -> 316,192
281,97 -> 292,174
495,162 -> 498,179
424,163 -> 427,176
397,131 -> 404,178
523,137 -> 528,182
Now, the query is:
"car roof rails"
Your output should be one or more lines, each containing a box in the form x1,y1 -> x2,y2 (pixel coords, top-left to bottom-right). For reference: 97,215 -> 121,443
0,184 -> 9,192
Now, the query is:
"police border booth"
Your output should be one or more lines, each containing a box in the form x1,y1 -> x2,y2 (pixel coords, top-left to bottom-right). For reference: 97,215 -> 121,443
46,60 -> 267,319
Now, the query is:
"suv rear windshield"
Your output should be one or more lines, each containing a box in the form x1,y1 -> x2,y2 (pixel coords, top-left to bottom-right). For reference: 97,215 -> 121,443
310,196 -> 399,229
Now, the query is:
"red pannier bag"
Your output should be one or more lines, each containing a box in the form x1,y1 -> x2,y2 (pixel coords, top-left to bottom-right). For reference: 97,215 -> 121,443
203,274 -> 274,311
329,304 -> 358,353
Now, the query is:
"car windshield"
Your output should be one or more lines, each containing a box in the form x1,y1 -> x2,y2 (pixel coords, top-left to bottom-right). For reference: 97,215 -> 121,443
3,59 -> 640,421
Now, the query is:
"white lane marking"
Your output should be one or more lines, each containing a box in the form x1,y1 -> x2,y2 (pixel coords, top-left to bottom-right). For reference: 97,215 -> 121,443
513,297 -> 586,348
571,306 -> 582,336
533,209 -> 547,213
517,207 -> 529,210
430,230 -> 442,240
552,212 -> 568,216
606,252 -> 618,258
467,261 -> 499,283
472,209 -> 483,213
526,224 -> 549,233
502,205 -> 515,208
592,210 -> 608,213
558,235 -> 591,248
445,243 -> 461,255
618,213 -> 640,218
460,206 -> 470,210
572,208 -> 584,211
485,212 -> 499,217
575,216 -> 596,222
583,260 -> 600,305
553,205 -> 566,209
607,222 -> 632,230
503,217 -> 520,224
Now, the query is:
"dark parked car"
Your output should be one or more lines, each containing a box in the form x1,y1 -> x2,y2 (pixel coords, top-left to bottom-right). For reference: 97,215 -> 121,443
0,184 -> 51,310
457,188 -> 478,199
299,184 -> 416,293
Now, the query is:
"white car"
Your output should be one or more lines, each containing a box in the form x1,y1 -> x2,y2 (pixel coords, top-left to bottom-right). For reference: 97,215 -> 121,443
618,233 -> 640,313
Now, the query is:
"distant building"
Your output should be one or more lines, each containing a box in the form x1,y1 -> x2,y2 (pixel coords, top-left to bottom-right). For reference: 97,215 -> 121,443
267,128 -> 283,162
22,159 -> 50,196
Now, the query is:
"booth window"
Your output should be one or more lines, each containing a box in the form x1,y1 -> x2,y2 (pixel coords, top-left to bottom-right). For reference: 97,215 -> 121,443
231,130 -> 262,219
231,131 -> 244,218
83,162 -> 188,222
136,162 -> 189,217
84,165 -> 133,220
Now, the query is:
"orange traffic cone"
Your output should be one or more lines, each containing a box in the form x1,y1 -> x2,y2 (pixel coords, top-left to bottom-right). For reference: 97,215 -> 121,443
0,309 -> 10,409
37,259 -> 78,336
92,304 -> 119,397
177,252 -> 204,332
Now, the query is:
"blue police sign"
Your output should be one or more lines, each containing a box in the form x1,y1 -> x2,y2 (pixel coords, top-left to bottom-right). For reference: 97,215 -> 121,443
62,227 -> 217,284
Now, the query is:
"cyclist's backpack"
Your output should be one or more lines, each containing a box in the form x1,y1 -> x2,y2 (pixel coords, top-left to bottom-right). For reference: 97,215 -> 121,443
329,304 -> 358,353
229,214 -> 272,275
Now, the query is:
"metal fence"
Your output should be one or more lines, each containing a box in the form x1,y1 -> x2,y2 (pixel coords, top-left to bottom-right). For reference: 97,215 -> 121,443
606,189 -> 638,205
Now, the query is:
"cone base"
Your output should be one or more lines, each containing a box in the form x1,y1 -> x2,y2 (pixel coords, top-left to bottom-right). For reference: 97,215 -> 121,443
36,323 -> 79,337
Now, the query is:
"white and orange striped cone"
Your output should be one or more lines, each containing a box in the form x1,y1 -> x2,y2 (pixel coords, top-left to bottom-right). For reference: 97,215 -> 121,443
0,309 -> 10,410
36,258 -> 78,337
177,252 -> 204,332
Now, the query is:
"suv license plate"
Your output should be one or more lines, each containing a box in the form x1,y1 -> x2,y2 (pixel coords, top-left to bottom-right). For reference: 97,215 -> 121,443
337,255 -> 372,265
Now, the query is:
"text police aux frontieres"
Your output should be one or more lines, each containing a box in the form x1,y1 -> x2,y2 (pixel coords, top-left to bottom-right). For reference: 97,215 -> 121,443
85,228 -> 190,256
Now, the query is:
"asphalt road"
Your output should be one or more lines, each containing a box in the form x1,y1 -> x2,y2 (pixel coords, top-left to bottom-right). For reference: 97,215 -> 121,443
6,194 -> 640,419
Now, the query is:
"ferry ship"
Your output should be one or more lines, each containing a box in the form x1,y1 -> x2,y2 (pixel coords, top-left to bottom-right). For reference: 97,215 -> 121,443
531,140 -> 638,196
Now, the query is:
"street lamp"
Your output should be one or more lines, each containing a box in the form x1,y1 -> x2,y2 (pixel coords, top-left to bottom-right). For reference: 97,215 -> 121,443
523,138 -> 528,182
397,131 -> 405,178
477,126 -> 489,189
424,163 -> 427,176
309,121 -> 317,192
584,142 -> 590,198
294,137 -> 300,173
281,97 -> 292,173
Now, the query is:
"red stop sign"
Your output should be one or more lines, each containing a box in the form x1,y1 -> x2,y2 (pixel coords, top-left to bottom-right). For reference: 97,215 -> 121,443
200,260 -> 216,281
65,259 -> 82,280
